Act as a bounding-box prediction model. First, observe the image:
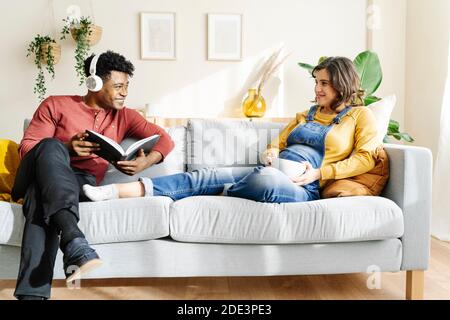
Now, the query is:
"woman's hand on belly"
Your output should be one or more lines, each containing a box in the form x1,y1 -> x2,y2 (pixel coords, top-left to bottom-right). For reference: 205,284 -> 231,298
291,161 -> 321,186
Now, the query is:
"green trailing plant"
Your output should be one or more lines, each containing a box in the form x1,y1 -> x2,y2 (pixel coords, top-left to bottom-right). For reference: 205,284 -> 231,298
61,16 -> 94,85
27,34 -> 58,101
298,51 -> 414,142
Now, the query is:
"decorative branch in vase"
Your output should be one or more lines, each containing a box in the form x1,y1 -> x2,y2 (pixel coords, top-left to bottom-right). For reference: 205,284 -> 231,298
243,46 -> 291,117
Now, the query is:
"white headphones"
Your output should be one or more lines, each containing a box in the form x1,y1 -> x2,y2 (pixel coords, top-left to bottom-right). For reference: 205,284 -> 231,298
86,53 -> 103,92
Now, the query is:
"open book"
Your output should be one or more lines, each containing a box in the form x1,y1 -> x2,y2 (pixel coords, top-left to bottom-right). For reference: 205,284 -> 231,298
85,130 -> 160,162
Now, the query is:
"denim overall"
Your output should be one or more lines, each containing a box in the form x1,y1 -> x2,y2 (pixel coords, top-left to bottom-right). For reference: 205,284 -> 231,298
140,105 -> 350,203
279,105 -> 351,198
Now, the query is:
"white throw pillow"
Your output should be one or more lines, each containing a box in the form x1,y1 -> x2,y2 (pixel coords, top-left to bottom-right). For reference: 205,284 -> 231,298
366,94 -> 396,144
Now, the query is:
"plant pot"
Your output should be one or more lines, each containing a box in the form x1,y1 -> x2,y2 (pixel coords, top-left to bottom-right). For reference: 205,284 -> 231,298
40,42 -> 61,65
70,24 -> 103,46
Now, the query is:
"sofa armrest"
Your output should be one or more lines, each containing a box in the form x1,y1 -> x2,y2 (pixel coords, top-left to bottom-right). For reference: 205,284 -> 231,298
382,143 -> 433,270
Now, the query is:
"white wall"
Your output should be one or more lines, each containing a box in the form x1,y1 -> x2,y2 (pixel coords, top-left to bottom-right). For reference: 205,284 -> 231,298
405,0 -> 450,157
369,0 -> 406,132
0,0 -> 368,142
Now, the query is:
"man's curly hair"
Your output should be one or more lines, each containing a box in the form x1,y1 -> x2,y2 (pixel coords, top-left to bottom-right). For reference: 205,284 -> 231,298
84,50 -> 134,80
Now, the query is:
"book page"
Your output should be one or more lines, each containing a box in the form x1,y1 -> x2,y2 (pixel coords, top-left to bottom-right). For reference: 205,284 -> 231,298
125,135 -> 160,160
87,130 -> 125,156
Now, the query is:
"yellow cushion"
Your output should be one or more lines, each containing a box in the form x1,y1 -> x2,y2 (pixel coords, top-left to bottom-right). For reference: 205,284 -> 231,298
0,140 -> 20,202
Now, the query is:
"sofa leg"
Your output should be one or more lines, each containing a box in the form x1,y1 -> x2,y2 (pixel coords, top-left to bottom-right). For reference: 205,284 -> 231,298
406,270 -> 424,300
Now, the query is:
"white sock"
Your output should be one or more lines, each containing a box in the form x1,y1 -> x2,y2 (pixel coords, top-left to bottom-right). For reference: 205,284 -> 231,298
83,184 -> 119,202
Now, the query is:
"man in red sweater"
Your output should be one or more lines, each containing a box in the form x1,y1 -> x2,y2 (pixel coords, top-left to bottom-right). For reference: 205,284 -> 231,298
11,51 -> 174,300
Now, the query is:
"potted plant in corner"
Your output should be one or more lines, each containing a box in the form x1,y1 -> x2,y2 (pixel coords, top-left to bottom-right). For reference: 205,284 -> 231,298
298,51 -> 414,142
27,34 -> 61,101
61,16 -> 102,85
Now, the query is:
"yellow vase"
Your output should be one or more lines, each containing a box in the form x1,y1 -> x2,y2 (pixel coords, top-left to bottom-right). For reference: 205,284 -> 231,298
242,88 -> 267,118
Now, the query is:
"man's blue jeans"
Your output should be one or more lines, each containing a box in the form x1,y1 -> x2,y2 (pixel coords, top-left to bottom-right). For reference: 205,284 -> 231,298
140,166 -> 319,203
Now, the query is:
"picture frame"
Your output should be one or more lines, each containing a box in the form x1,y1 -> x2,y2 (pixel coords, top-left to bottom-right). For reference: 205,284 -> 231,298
207,13 -> 242,61
140,12 -> 176,60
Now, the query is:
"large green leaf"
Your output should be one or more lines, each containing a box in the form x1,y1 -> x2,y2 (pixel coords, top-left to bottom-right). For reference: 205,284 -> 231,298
318,56 -> 328,64
385,118 -> 414,142
400,133 -> 414,142
298,62 -> 315,75
388,119 -> 400,132
390,133 -> 402,140
364,95 -> 381,106
353,51 -> 382,97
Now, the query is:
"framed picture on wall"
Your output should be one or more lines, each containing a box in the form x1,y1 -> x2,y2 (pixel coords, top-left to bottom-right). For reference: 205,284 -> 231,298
207,13 -> 242,61
140,12 -> 176,60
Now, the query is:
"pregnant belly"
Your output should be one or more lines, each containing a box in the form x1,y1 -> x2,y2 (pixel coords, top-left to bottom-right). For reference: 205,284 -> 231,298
279,144 -> 323,169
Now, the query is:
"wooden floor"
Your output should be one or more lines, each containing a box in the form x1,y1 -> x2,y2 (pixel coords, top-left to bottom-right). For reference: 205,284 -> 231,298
1,237 -> 450,300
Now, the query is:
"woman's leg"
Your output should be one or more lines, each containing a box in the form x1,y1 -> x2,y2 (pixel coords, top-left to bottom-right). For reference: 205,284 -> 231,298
117,181 -> 145,197
84,167 -> 254,201
227,166 -> 318,203
149,167 -> 253,200
83,181 -> 144,201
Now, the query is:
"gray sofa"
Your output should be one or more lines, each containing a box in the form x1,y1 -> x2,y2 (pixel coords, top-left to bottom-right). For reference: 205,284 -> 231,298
0,118 -> 432,299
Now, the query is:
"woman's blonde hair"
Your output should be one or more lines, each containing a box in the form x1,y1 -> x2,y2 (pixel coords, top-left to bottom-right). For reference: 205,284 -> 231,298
312,57 -> 364,109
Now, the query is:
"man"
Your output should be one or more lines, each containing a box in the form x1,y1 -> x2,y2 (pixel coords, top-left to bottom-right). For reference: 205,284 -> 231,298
12,50 -> 174,300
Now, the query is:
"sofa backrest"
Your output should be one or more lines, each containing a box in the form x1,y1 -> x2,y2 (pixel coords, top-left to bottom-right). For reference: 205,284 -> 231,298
100,126 -> 187,185
186,119 -> 286,171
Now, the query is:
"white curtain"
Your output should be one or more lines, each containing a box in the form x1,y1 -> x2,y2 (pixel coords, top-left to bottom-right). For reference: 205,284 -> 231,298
432,38 -> 450,241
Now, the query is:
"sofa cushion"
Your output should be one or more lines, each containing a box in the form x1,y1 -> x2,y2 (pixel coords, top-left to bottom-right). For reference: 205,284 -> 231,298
100,126 -> 186,185
0,197 -> 172,246
0,201 -> 24,246
187,119 -> 286,171
169,196 -> 403,244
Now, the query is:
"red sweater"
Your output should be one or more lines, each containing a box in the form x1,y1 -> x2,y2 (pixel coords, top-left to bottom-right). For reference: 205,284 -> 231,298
20,95 -> 175,184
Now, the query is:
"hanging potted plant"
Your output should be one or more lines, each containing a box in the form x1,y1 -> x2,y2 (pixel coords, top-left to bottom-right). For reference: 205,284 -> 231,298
61,16 -> 102,85
27,34 -> 61,101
